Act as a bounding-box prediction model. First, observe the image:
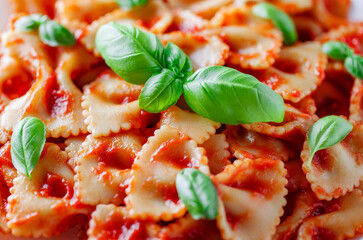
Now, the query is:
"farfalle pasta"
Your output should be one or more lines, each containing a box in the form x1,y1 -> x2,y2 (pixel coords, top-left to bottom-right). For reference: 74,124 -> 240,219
0,0 -> 362,239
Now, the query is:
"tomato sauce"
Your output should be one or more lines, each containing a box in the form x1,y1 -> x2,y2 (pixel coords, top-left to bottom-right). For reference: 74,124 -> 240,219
2,69 -> 34,100
93,142 -> 135,170
159,184 -> 180,206
44,76 -> 72,118
273,58 -> 300,74
311,149 -> 333,172
311,227 -> 336,240
39,173 -> 74,199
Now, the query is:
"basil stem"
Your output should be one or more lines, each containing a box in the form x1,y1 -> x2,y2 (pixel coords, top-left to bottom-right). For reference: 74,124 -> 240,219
176,168 -> 218,220
139,69 -> 183,113
183,66 -> 285,125
307,115 -> 353,167
10,117 -> 46,179
96,22 -> 165,85
38,20 -> 76,47
14,14 -> 48,32
116,0 -> 147,9
345,54 -> 363,80
252,3 -> 297,45
322,41 -> 353,60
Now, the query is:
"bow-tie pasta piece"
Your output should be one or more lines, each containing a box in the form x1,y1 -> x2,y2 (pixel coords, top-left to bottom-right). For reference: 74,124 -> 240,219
56,0 -> 119,30
225,125 -> 295,162
243,104 -> 318,142
158,32 -> 229,69
256,41 -> 327,103
204,6 -> 282,70
11,0 -> 55,16
311,0 -> 350,29
74,131 -> 145,206
125,125 -> 209,221
159,214 -> 222,240
88,204 -> 160,240
350,79 -> 363,123
284,159 -> 310,193
297,188 -> 363,240
82,70 -> 145,137
301,124 -> 363,200
158,105 -> 220,144
200,134 -> 231,175
169,10 -> 210,32
7,143 -> 91,238
216,158 -> 287,240
79,0 -> 172,55
0,38 -> 89,138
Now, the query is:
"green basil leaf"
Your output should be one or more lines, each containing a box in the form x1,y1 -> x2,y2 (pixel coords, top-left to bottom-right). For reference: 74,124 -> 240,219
307,115 -> 353,167
116,0 -> 147,9
10,117 -> 46,179
252,3 -> 297,45
176,168 -> 218,220
139,69 -> 183,113
14,14 -> 48,32
38,20 -> 76,47
183,66 -> 285,125
344,54 -> 363,80
96,23 -> 165,85
164,42 -> 193,81
322,41 -> 353,60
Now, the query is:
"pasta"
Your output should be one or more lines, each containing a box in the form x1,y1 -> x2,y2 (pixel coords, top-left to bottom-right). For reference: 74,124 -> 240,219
0,0 -> 362,239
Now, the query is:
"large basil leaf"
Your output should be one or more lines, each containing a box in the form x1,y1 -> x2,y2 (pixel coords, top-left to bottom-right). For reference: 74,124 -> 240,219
96,23 -> 165,85
139,69 -> 183,113
116,0 -> 147,9
252,3 -> 297,45
183,66 -> 285,125
344,54 -> 363,80
164,42 -> 193,81
38,20 -> 76,47
11,117 -> 46,179
307,115 -> 353,167
176,168 -> 218,220
14,14 -> 48,32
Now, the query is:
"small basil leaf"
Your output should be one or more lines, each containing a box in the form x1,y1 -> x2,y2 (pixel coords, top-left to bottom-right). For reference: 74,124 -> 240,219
164,42 -> 193,81
14,14 -> 48,32
176,168 -> 218,220
344,54 -> 363,80
96,23 -> 164,85
307,115 -> 353,167
322,41 -> 353,60
183,66 -> 285,125
10,117 -> 46,179
38,20 -> 76,47
252,3 -> 297,45
139,69 -> 183,113
116,0 -> 147,9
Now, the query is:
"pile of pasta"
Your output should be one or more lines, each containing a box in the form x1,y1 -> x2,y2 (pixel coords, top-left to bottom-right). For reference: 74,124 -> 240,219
0,0 -> 362,239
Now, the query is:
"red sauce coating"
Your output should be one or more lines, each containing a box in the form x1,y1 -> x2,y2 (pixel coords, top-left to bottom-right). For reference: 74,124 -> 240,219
39,173 -> 74,199
339,31 -> 363,54
44,76 -> 72,118
311,227 -> 336,240
273,58 -> 300,74
2,70 -> 34,100
93,213 -> 147,240
0,143 -> 12,166
312,149 -> 333,171
311,201 -> 341,217
159,184 -> 180,206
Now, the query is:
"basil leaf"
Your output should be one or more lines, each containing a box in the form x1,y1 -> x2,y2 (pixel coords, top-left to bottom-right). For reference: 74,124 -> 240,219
176,168 -> 218,220
96,23 -> 165,85
307,115 -> 353,167
10,117 -> 46,179
38,20 -> 76,47
252,3 -> 297,45
139,69 -> 183,113
116,0 -> 147,9
322,41 -> 353,60
14,14 -> 48,32
183,66 -> 285,125
344,54 -> 363,80
164,42 -> 193,81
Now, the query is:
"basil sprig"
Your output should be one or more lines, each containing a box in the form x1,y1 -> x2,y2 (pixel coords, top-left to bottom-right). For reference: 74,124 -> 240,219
96,23 -> 285,124
11,117 -> 46,179
116,0 -> 147,9
14,14 -> 75,47
176,168 -> 218,220
322,41 -> 363,80
183,66 -> 284,124
307,115 -> 353,167
252,3 -> 297,45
